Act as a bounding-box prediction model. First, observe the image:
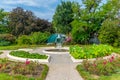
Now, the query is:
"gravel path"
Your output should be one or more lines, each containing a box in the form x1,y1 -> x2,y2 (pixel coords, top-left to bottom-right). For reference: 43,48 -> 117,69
0,47 -> 83,80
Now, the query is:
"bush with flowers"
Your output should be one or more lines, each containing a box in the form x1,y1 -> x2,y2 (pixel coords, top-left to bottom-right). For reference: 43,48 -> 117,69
0,58 -> 48,80
77,55 -> 120,80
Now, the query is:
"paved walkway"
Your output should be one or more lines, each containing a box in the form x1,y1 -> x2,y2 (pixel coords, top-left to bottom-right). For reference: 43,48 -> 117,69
33,47 -> 83,80
0,47 -> 83,80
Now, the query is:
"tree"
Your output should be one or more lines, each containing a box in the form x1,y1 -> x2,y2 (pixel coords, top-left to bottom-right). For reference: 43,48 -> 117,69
9,7 -> 53,37
99,19 -> 120,47
0,9 -> 9,33
52,1 -> 76,34
33,18 -> 53,33
71,0 -> 120,44
9,7 -> 36,36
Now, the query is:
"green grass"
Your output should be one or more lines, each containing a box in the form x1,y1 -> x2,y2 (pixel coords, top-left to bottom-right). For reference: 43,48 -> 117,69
0,52 -> 3,55
76,65 -> 120,80
0,44 -> 50,50
39,64 -> 49,80
10,51 -> 48,59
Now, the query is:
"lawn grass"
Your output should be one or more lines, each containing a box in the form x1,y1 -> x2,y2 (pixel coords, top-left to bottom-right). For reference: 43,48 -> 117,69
0,52 -> 3,55
10,50 -> 48,59
76,65 -> 120,80
0,44 -> 50,50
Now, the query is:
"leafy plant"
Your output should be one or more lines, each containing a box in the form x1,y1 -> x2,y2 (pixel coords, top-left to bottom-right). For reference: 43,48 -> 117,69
17,35 -> 31,45
77,56 -> 120,80
0,52 -> 3,55
99,19 -> 120,47
70,44 -> 113,59
81,56 -> 120,76
30,32 -> 50,44
10,51 -> 48,59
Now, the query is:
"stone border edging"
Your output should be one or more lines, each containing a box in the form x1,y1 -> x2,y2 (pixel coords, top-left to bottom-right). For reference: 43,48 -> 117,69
43,50 -> 69,54
42,47 -> 69,54
7,52 -> 50,63
70,53 -> 119,63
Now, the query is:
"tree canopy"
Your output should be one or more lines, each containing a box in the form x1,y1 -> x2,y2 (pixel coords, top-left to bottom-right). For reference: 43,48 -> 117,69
9,7 -> 53,37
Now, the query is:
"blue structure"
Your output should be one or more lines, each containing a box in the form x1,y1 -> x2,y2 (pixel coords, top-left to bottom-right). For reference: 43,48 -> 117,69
47,33 -> 66,48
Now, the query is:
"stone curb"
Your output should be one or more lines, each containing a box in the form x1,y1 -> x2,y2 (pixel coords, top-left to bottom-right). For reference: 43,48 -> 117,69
42,50 -> 69,54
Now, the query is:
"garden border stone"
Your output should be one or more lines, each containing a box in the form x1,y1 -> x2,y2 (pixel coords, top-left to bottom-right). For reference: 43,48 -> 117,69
42,47 -> 69,54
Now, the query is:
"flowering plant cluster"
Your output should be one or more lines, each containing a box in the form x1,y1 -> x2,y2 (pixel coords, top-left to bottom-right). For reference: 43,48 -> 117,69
82,55 -> 120,76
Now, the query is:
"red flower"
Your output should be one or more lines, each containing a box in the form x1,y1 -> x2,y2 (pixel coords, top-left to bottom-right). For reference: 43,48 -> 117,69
111,56 -> 114,60
103,61 -> 107,65
25,59 -> 30,65
93,64 -> 96,67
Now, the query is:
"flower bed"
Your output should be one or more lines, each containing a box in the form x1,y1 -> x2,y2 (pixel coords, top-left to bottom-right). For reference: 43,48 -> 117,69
70,44 -> 113,59
76,55 -> 120,80
0,58 -> 49,80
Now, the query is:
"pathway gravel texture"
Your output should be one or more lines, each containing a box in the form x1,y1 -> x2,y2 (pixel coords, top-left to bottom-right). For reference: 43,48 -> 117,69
0,47 -> 83,80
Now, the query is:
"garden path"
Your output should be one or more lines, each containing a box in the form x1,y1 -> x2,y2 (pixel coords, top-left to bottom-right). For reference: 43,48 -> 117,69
0,47 -> 83,80
34,47 -> 83,80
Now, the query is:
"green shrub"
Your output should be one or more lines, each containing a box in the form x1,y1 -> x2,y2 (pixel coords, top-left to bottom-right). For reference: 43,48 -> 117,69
0,40 -> 11,46
0,34 -> 16,45
81,56 -> 120,76
17,35 -> 31,45
70,44 -> 113,59
77,56 -> 120,80
30,32 -> 50,44
0,52 -> 3,55
99,19 -> 120,47
10,51 -> 48,59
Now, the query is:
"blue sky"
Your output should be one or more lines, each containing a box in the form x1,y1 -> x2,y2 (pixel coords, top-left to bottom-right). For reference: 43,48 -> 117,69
0,0 -> 106,22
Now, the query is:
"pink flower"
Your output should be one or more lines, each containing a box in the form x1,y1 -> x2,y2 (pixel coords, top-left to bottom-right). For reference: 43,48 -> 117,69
103,61 -> 107,65
109,58 -> 113,62
25,59 -> 30,65
93,64 -> 96,67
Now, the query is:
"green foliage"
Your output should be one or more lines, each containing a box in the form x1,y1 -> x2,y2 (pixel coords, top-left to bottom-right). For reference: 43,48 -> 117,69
53,1 -> 77,33
99,19 -> 120,47
17,35 -> 31,45
80,56 -> 120,77
71,0 -> 120,44
0,52 -> 3,55
0,58 -> 48,80
0,34 -> 16,44
71,20 -> 89,44
0,9 -> 9,33
10,51 -> 48,59
70,44 -> 113,59
9,7 -> 52,36
30,32 -> 50,44
76,58 -> 120,80
0,40 -> 10,46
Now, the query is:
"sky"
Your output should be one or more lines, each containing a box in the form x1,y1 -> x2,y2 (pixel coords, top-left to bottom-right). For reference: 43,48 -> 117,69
0,0 -> 106,22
